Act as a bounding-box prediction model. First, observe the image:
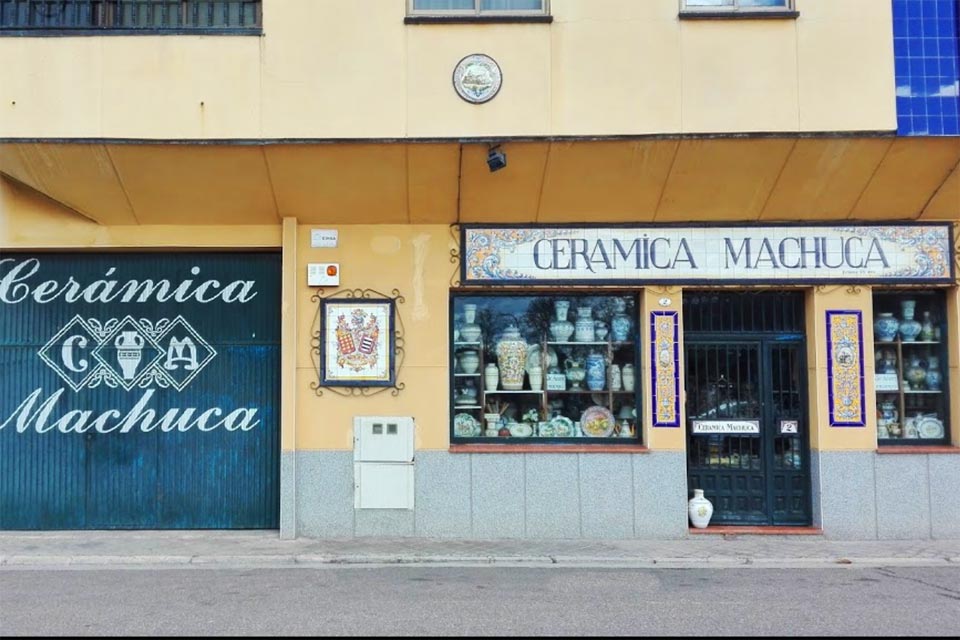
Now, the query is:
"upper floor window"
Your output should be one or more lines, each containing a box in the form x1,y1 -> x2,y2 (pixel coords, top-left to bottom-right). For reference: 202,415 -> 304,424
682,0 -> 793,11
410,0 -> 547,16
0,1 -> 262,33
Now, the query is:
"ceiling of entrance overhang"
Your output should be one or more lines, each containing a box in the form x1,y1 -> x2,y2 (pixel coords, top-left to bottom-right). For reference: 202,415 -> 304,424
0,137 -> 957,226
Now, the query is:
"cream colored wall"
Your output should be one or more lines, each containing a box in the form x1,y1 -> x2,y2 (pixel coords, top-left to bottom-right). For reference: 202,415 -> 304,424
0,0 -> 896,140
295,224 -> 455,451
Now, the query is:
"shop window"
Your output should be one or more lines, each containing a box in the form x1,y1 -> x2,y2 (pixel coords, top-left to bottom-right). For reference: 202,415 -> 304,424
409,0 -> 546,15
873,290 -> 951,445
450,293 -> 641,444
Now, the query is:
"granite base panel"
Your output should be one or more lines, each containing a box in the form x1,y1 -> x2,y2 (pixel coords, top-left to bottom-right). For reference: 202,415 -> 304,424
816,450 -> 955,540
293,450 -> 688,539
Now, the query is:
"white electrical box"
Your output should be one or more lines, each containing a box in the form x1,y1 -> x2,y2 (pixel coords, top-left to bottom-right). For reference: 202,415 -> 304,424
354,463 -> 414,510
353,416 -> 415,510
307,263 -> 340,287
354,416 -> 414,463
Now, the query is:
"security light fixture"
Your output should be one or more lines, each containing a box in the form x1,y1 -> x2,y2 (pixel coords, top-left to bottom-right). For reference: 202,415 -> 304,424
487,146 -> 507,173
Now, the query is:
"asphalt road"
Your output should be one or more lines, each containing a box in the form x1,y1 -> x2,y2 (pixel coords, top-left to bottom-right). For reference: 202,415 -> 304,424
2,566 -> 959,636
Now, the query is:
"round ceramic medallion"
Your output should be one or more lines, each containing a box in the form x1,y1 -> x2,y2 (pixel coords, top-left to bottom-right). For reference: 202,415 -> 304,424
452,54 -> 503,104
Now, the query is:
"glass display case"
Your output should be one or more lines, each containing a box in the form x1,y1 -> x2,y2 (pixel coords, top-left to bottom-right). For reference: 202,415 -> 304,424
450,293 -> 641,443
873,290 -> 950,445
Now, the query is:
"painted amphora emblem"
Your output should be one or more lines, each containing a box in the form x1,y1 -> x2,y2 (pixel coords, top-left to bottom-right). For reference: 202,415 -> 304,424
115,330 -> 145,380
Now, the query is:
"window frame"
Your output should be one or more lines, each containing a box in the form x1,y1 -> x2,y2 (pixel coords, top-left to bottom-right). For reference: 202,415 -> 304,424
679,0 -> 795,15
408,0 -> 549,18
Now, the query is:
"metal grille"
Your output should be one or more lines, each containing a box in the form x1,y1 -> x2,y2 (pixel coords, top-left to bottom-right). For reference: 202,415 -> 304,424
0,1 -> 261,30
682,291 -> 805,334
684,291 -> 810,526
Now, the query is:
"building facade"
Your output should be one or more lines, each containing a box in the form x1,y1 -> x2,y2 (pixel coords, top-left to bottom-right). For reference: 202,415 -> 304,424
1,0 -> 958,539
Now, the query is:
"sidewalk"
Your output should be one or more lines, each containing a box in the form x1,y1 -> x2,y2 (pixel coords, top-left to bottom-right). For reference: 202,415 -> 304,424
2,531 -> 959,569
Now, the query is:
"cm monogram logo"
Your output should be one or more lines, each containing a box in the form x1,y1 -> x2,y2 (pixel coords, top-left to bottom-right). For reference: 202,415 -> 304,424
38,315 -> 216,392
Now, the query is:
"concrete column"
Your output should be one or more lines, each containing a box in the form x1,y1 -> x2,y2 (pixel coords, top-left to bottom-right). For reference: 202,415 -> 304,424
279,217 -> 298,539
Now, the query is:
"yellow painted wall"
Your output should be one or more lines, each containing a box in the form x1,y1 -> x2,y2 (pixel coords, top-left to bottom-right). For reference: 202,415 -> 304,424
0,0 -> 896,139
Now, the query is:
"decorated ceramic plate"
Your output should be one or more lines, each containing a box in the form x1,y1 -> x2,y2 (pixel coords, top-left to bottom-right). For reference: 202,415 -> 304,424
454,413 -> 482,437
916,415 -> 944,439
580,405 -> 615,438
548,415 -> 575,438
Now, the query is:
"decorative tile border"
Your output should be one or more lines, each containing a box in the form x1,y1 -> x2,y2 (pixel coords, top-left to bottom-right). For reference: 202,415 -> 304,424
651,310 -> 680,427
826,310 -> 866,427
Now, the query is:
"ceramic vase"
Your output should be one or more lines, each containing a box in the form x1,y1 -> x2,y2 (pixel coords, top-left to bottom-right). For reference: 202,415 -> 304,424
565,358 -> 586,389
622,364 -> 635,392
550,301 -> 574,342
459,349 -> 480,374
595,321 -> 609,341
496,321 -> 528,390
484,363 -> 499,391
688,489 -> 714,529
905,356 -> 927,390
874,313 -> 899,342
611,312 -> 631,342
585,351 -> 606,391
575,306 -> 595,342
925,356 -> 942,391
919,311 -> 935,342
608,363 -> 622,392
899,300 -> 921,342
528,367 -> 544,392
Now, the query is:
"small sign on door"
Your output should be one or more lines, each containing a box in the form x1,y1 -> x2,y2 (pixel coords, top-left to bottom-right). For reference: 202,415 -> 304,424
691,420 -> 760,434
780,420 -> 799,434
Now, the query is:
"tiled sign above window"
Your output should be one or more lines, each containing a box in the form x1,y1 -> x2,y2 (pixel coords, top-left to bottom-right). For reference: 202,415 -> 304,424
893,0 -> 960,136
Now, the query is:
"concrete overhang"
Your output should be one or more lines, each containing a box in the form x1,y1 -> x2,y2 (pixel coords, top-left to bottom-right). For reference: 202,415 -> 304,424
0,136 -> 957,226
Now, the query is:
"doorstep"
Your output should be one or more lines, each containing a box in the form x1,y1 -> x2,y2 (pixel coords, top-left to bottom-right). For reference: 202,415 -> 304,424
689,526 -> 823,535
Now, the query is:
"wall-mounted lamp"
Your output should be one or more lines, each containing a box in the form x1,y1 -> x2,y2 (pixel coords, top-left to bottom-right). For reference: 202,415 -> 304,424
486,145 -> 507,173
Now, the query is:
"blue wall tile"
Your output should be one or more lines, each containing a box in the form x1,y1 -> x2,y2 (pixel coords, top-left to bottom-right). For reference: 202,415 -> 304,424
893,0 -> 960,136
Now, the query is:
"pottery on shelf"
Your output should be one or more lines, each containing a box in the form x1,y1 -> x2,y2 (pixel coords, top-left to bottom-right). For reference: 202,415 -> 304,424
874,312 -> 899,342
496,319 -> 528,391
484,363 -> 499,391
611,311 -> 631,342
575,306 -> 595,342
528,367 -> 544,392
550,300 -> 575,342
564,358 -> 587,389
899,300 -> 921,342
621,364 -> 636,392
585,350 -> 606,391
459,303 -> 482,343
919,311 -> 935,342
688,489 -> 714,529
594,321 -> 609,341
459,349 -> 480,374
905,355 -> 927,390
608,363 -> 622,392
926,356 -> 942,391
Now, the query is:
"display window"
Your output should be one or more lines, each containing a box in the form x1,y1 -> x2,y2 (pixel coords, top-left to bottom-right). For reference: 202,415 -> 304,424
450,293 -> 641,443
873,290 -> 951,445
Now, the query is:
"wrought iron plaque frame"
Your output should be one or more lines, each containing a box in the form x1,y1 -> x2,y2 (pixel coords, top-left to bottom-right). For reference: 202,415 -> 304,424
311,288 -> 406,397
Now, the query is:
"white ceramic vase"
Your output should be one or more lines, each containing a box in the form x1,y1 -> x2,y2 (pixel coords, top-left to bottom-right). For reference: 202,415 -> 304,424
484,363 -> 499,391
496,321 -> 528,390
688,489 -> 714,529
621,364 -> 635,392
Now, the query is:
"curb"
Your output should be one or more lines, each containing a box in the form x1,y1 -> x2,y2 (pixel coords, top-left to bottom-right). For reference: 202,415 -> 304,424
2,554 -> 956,568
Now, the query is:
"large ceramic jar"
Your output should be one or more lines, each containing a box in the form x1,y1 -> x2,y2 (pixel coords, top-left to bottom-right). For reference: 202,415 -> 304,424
496,321 -> 528,390
459,349 -> 480,374
919,311 -> 935,342
585,351 -> 606,391
611,298 -> 631,342
688,489 -> 714,529
575,306 -> 595,342
873,313 -> 899,342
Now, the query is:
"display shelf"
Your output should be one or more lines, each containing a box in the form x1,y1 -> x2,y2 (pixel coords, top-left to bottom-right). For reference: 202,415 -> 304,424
454,372 -> 480,377
904,390 -> 942,394
484,390 -> 544,395
452,404 -> 482,410
900,341 -> 940,346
